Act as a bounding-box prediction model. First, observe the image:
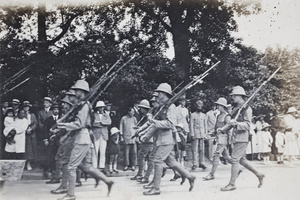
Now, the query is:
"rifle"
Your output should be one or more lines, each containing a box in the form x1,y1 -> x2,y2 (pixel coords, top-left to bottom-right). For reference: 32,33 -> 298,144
220,67 -> 281,133
91,74 -> 117,106
0,78 -> 30,98
131,81 -> 184,139
0,65 -> 31,90
132,61 -> 221,139
152,61 -> 221,120
52,53 -> 137,131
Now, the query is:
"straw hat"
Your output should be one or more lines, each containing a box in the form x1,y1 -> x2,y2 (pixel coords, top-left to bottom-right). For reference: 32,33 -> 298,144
12,99 -> 20,104
51,102 -> 61,110
43,97 -> 53,103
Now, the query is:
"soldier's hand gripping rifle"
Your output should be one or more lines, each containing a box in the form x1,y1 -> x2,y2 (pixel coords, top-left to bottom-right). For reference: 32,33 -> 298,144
51,53 -> 138,133
219,67 -> 282,134
132,61 -> 221,140
131,81 -> 184,139
152,61 -> 221,119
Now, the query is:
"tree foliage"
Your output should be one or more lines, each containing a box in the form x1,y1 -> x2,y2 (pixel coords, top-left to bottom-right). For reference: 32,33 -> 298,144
1,1 -> 299,117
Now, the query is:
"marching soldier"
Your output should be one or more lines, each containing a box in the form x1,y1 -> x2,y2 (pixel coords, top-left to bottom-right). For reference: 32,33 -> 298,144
131,99 -> 153,181
141,83 -> 195,195
219,86 -> 264,191
57,80 -> 114,200
203,98 -> 233,180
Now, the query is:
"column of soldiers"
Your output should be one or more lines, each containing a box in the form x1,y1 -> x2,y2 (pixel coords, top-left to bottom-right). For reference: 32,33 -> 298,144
2,80 -> 273,198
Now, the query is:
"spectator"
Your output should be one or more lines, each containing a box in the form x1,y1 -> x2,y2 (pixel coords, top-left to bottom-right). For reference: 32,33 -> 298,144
260,123 -> 273,165
4,109 -> 29,159
12,99 -> 20,116
190,100 -> 207,170
176,95 -> 190,163
42,103 -> 60,178
275,127 -> 286,164
92,100 -> 112,172
22,101 -> 38,170
108,127 -> 120,174
120,107 -> 137,171
284,127 -> 299,167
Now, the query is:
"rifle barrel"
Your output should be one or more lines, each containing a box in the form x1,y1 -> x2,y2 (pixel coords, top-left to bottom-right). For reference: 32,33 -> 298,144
234,67 -> 281,120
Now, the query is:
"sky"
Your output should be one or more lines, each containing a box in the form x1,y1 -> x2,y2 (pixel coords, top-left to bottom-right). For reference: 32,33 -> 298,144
231,0 -> 300,52
1,0 -> 299,54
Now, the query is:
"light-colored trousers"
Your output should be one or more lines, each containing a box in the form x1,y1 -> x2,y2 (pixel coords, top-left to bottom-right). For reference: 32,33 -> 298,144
191,138 -> 205,166
93,134 -> 107,168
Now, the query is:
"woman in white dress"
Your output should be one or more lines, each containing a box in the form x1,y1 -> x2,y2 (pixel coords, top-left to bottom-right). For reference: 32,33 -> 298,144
4,109 -> 29,159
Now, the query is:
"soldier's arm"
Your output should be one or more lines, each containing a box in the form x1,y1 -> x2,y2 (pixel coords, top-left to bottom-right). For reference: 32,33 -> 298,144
235,108 -> 252,131
57,104 -> 89,131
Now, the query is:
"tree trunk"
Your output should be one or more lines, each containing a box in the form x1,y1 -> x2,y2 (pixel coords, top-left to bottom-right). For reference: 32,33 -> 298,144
167,3 -> 191,82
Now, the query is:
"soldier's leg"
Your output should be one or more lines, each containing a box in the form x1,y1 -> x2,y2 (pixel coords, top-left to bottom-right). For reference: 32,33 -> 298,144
210,144 -> 226,175
67,144 -> 90,196
143,145 -> 155,180
136,143 -> 149,177
78,146 -> 114,196
240,153 -> 264,187
165,150 -> 195,191
152,145 -> 173,189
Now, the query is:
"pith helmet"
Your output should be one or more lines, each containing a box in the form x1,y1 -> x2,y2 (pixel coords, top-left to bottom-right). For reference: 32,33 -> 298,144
261,123 -> 271,130
110,127 -> 120,136
229,86 -> 247,96
95,101 -> 106,108
71,80 -> 90,93
138,99 -> 150,109
65,89 -> 76,96
214,97 -> 228,108
287,107 -> 297,113
61,97 -> 73,106
155,83 -> 173,96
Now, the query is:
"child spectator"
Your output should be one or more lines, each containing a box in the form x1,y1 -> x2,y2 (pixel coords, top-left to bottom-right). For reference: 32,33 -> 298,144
108,127 -> 120,174
175,123 -> 187,166
275,127 -> 286,164
260,123 -> 273,165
